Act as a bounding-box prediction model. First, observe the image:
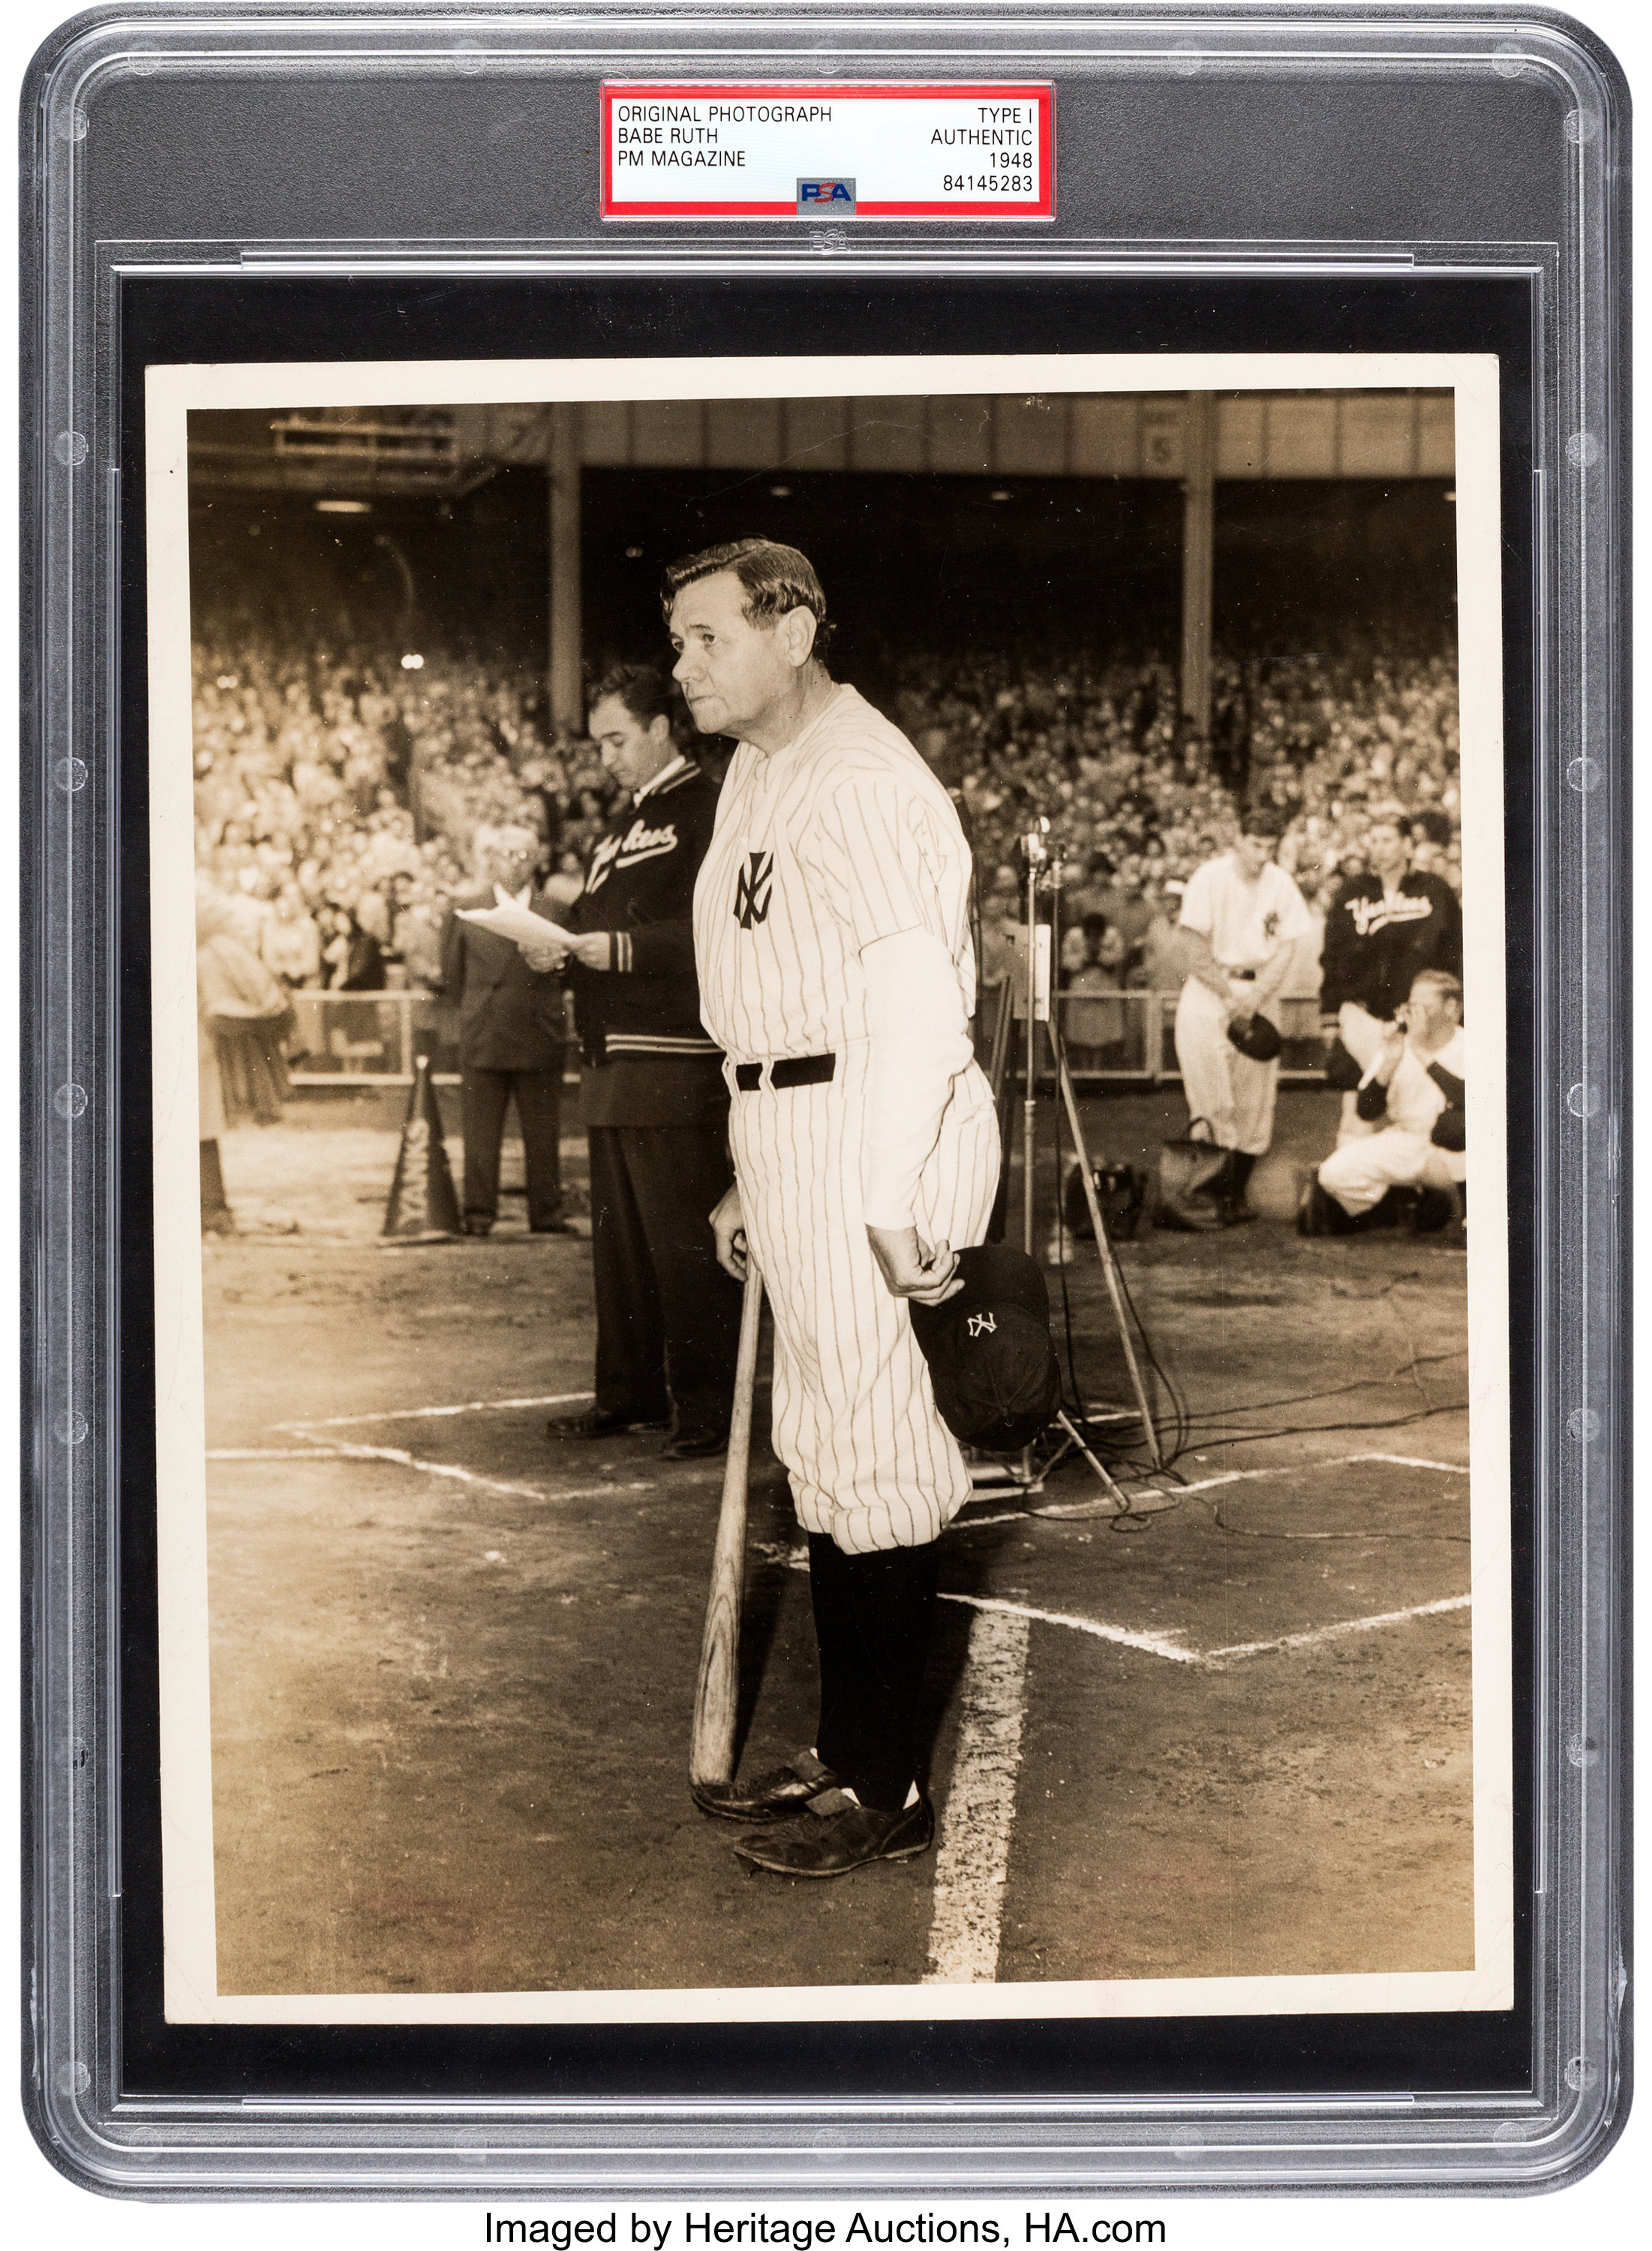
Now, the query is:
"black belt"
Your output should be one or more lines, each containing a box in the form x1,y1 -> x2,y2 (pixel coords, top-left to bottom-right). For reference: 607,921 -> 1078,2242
1228,968 -> 1258,981
734,1053 -> 836,1092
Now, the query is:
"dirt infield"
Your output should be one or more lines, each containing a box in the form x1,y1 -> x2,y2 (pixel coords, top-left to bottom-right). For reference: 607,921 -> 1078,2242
198,1087 -> 1474,2000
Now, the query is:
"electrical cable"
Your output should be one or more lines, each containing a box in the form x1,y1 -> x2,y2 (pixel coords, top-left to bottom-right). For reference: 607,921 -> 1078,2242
1201,1493 -> 1469,1543
1159,1398 -> 1469,1450
1161,1348 -> 1466,1428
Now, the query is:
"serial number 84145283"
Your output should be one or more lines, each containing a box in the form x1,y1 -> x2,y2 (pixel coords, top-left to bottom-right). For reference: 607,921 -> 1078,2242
942,173 -> 1038,193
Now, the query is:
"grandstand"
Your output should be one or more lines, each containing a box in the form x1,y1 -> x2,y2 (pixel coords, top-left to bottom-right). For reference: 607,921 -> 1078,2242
186,389 -> 1461,1080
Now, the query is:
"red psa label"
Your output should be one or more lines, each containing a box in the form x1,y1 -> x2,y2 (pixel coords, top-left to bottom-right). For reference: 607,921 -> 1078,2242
602,82 -> 1055,220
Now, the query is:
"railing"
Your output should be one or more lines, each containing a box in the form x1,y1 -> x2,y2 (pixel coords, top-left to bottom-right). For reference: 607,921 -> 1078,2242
284,986 -> 1331,1090
287,989 -> 467,1086
978,983 -> 1329,1085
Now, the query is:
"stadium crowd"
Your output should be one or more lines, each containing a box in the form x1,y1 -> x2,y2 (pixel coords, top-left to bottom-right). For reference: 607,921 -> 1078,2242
189,629 -> 610,1011
188,619 -> 1461,1078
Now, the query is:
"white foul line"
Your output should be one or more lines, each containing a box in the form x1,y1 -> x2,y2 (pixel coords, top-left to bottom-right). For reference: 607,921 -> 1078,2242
924,1607 -> 1029,1985
938,1589 -> 1203,1665
1206,1592 -> 1472,1660
276,1390 -> 594,1432
755,1543 -> 1206,1666
208,1447 -> 356,1461
753,1542 -> 1465,1669
1349,1451 -> 1469,1474
210,1439 -> 649,1506
954,1448 -> 1468,1527
1142,1450 -> 1469,1499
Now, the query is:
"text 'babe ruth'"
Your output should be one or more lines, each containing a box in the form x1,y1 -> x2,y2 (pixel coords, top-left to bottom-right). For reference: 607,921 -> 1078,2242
676,538 -> 1000,1880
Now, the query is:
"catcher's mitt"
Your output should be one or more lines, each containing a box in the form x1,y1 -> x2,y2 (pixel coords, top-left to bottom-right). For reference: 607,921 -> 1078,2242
1227,1010 -> 1283,1062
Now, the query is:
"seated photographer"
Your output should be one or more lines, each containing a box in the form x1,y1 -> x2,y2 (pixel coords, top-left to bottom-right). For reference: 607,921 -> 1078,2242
1300,969 -> 1466,1233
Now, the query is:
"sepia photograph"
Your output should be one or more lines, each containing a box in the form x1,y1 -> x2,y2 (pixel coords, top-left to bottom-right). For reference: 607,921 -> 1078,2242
145,353 -> 1511,2025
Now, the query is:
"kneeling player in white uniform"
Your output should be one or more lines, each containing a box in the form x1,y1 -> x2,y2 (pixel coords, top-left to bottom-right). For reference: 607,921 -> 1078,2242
675,536 -> 999,1879
1173,807 -> 1313,1223
1306,969 -> 1466,1228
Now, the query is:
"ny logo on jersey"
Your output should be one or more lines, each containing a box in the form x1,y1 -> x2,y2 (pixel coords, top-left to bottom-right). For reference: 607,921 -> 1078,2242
1263,910 -> 1279,940
733,851 -> 774,930
967,1311 -> 997,1338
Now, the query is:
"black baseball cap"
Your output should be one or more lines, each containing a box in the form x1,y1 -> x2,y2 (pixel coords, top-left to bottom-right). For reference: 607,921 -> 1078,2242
908,1243 -> 1063,1454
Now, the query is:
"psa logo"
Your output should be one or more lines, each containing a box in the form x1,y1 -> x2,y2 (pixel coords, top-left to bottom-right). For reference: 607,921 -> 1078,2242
796,177 -> 856,215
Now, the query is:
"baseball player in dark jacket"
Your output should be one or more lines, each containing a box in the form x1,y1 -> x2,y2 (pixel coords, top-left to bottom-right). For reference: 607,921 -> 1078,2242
533,666 -> 740,1460
437,824 -> 570,1237
1319,811 -> 1462,1146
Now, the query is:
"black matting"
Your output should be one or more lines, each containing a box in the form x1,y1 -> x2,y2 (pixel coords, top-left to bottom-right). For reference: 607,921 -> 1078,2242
116,269 -> 1536,2103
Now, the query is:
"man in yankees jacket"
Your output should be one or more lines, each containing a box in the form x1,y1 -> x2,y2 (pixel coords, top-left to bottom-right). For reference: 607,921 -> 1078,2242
1319,810 -> 1462,1147
532,665 -> 740,1460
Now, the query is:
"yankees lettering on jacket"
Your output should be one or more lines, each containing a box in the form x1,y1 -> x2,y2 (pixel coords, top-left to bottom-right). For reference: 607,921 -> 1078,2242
566,760 -> 723,1066
583,812 -> 684,894
1320,870 -> 1463,1020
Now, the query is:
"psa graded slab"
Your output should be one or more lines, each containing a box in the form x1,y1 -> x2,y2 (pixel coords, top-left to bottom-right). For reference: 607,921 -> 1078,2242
20,2 -> 1629,2199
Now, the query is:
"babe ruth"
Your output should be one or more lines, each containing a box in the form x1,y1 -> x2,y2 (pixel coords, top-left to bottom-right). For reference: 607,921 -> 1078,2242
674,537 -> 1000,1878
1173,806 -> 1313,1223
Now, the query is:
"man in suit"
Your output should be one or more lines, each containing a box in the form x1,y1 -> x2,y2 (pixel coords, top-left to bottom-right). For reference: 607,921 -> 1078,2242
437,823 -> 570,1237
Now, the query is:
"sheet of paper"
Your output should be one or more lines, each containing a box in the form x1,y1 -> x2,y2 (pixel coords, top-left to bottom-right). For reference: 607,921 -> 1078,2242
456,902 -> 578,950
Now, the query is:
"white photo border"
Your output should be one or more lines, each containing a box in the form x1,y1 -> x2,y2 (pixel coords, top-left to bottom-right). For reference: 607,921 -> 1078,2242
146,350 -> 1512,2027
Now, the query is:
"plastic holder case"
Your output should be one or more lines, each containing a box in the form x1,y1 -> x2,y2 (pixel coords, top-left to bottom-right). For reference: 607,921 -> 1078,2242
21,2 -> 1630,2197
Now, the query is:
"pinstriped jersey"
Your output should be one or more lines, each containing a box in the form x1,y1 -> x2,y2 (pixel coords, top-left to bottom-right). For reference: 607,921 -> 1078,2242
692,684 -> 976,1063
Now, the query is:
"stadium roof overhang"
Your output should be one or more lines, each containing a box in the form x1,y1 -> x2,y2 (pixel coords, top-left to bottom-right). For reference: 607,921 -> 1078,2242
187,389 -> 1454,501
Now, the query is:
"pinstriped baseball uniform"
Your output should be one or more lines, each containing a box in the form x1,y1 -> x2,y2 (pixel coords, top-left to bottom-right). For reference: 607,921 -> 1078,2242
1174,852 -> 1313,1156
693,683 -> 1000,1555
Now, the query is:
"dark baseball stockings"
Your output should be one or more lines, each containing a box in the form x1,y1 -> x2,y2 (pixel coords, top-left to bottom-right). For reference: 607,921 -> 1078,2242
807,1531 -> 939,1812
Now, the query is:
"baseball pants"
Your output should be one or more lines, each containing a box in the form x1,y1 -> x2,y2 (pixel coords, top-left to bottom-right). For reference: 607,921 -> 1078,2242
460,1064 -> 563,1228
1318,1129 -> 1463,1217
808,1531 -> 938,1812
1173,978 -> 1280,1156
587,1124 -> 741,1434
729,1041 -> 1000,1555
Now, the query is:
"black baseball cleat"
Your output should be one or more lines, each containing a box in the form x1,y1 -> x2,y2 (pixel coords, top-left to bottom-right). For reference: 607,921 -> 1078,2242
530,1219 -> 576,1235
733,1791 -> 935,1877
1296,1176 -> 1354,1237
546,1408 -> 669,1441
692,1750 -> 840,1824
662,1425 -> 729,1460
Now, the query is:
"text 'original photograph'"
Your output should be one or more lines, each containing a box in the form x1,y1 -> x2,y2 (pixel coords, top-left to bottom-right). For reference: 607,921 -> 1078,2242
145,354 -> 1512,2025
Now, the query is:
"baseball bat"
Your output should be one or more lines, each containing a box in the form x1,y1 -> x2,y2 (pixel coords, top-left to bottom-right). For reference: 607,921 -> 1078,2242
689,1261 -> 764,1788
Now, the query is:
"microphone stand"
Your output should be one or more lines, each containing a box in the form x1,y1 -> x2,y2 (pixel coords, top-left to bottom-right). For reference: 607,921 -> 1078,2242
975,822 -> 1177,1520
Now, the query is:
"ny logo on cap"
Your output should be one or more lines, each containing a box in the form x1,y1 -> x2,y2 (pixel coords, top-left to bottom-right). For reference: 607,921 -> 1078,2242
734,851 -> 774,930
967,1311 -> 997,1338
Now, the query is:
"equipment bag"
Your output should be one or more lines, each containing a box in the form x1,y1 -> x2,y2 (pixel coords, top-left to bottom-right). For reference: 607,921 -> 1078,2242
1062,1158 -> 1147,1243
